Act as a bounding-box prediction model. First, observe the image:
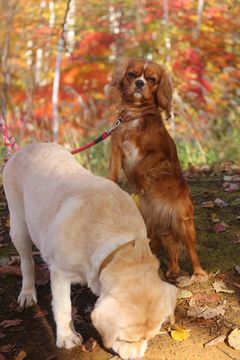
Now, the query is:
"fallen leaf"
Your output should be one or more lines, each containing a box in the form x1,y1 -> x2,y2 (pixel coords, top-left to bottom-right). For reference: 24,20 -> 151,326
234,265 -> 240,274
211,213 -> 221,223
0,319 -> 23,328
171,328 -> 190,342
0,265 -> 21,276
33,309 -> 48,319
232,175 -> 240,182
0,343 -> 15,353
14,350 -> 27,360
225,183 -> 240,193
4,217 -> 10,228
201,201 -> 214,208
178,290 -> 193,299
228,328 -> 240,350
189,292 -> 220,308
204,334 -> 226,347
213,280 -> 234,294
223,176 -> 233,182
176,276 -> 193,288
131,193 -> 140,207
214,198 -> 228,208
213,223 -> 227,233
7,256 -> 20,266
82,338 -> 97,352
46,355 -> 58,360
187,303 -> 226,319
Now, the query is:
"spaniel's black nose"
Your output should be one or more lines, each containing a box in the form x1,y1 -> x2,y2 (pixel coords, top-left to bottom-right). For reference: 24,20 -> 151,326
135,79 -> 144,88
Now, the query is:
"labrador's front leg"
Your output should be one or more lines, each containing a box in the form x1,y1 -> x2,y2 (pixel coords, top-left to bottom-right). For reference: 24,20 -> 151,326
50,265 -> 83,349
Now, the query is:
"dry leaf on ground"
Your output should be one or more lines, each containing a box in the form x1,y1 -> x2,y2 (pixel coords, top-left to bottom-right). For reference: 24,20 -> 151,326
0,265 -> 21,276
234,265 -> 240,274
213,223 -> 227,233
14,350 -> 27,360
204,335 -> 226,347
82,338 -> 97,352
0,319 -> 22,328
212,280 -> 234,294
225,183 -> 240,193
223,176 -> 233,182
228,328 -> 240,350
7,256 -> 20,266
201,201 -> 215,208
171,328 -> 190,342
178,290 -> 193,299
211,213 -> 221,223
189,292 -> 220,308
214,198 -> 228,208
187,303 -> 226,319
176,276 -> 194,288
33,309 -> 48,319
0,344 -> 15,353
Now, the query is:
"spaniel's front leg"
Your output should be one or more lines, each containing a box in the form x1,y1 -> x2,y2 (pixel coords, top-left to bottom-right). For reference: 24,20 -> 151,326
108,134 -> 123,183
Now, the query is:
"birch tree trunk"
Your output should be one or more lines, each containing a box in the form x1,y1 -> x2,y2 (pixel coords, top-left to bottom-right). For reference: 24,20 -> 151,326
52,0 -> 72,142
195,0 -> 204,38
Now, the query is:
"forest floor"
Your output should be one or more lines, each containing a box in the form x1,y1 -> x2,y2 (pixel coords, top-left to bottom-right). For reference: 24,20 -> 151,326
0,163 -> 240,360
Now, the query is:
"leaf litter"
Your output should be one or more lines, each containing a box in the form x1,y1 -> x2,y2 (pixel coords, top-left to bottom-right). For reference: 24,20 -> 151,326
212,280 -> 235,294
228,329 -> 240,350
204,335 -> 226,348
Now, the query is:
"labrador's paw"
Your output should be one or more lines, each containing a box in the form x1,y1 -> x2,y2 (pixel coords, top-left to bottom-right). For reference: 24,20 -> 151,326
57,331 -> 83,349
18,289 -> 37,308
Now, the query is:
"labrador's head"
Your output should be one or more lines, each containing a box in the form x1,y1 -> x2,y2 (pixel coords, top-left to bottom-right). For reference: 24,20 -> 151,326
91,280 -> 178,360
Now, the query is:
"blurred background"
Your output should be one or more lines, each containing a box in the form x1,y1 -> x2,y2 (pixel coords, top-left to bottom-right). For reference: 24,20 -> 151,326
0,0 -> 239,174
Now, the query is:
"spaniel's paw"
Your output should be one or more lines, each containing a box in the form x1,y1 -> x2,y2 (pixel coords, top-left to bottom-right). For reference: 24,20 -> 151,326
57,331 -> 83,349
192,270 -> 208,283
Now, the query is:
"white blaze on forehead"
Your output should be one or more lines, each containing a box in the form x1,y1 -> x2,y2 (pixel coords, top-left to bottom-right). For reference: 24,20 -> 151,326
135,61 -> 149,83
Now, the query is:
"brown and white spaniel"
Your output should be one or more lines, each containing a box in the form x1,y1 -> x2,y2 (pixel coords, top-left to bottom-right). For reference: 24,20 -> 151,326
108,58 -> 207,280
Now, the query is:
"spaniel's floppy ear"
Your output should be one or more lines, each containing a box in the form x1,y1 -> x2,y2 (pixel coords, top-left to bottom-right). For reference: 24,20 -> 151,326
110,58 -> 130,100
156,70 -> 172,120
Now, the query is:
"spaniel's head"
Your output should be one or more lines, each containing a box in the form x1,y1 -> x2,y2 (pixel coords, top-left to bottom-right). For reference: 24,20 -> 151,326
111,58 -> 172,118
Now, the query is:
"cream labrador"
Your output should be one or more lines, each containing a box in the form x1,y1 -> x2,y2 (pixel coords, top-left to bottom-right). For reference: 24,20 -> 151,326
3,143 -> 178,360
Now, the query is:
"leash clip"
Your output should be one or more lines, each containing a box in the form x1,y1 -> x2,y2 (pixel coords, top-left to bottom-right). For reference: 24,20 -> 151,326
106,117 -> 122,135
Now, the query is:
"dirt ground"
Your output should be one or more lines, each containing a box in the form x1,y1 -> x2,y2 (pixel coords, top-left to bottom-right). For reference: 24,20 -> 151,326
0,167 -> 240,360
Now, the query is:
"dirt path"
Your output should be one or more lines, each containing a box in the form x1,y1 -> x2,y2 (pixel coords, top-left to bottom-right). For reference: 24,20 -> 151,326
0,168 -> 240,360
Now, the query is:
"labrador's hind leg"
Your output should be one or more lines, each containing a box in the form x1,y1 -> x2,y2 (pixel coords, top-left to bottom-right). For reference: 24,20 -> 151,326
9,204 -> 37,307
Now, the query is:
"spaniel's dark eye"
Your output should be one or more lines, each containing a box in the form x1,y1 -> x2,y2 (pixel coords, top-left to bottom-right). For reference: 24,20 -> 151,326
147,77 -> 156,83
127,72 -> 136,78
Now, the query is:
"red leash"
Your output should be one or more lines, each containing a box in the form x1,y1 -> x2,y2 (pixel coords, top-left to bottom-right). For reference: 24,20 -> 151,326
0,116 -> 123,164
71,117 -> 122,154
0,115 -> 20,167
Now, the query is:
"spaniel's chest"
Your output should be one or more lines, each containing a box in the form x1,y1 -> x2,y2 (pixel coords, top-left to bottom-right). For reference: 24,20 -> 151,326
120,120 -> 146,170
121,134 -> 142,170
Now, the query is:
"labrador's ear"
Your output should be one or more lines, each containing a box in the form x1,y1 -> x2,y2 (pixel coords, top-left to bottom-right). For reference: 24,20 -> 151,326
156,70 -> 172,120
110,58 -> 130,100
91,297 -> 120,349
